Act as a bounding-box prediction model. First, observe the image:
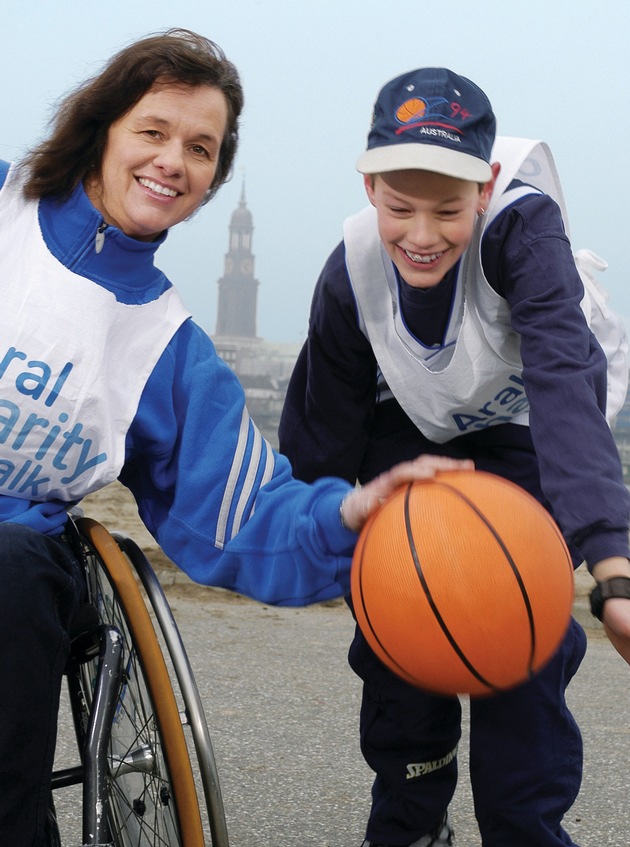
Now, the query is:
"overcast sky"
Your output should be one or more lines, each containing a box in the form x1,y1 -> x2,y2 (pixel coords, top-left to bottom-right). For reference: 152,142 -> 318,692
2,0 -> 629,343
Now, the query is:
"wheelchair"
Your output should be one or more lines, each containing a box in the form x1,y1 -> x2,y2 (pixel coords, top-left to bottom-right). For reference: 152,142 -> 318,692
47,512 -> 230,847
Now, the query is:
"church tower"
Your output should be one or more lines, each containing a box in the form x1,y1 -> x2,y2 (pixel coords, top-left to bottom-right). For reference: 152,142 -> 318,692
215,182 -> 259,339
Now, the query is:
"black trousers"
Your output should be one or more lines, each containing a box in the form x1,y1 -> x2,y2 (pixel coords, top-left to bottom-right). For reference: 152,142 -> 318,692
0,523 -> 84,847
348,613 -> 587,847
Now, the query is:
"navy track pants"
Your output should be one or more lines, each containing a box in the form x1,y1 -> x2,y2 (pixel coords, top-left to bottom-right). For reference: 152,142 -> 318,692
348,614 -> 587,847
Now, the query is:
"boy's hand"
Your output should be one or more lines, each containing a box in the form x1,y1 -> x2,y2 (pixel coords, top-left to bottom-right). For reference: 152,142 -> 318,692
340,455 -> 474,533
602,601 -> 630,665
590,556 -> 630,666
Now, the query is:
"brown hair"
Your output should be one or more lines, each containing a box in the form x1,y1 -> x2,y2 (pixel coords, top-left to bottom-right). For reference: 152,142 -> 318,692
19,28 -> 243,204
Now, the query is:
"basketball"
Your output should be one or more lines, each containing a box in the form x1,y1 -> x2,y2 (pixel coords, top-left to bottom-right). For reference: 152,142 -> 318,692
350,470 -> 574,697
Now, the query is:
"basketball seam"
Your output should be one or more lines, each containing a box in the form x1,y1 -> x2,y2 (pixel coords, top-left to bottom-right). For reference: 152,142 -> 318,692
355,525 -> 423,686
435,480 -> 537,676
402,484 -> 501,693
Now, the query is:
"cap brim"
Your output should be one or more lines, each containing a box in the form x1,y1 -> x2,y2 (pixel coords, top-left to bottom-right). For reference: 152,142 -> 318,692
356,143 -> 492,182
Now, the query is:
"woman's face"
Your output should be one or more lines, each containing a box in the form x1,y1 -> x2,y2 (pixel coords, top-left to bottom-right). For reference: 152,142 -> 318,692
86,83 -> 228,240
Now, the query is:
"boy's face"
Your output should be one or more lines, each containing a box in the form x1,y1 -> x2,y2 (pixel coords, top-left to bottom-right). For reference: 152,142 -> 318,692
365,166 -> 497,289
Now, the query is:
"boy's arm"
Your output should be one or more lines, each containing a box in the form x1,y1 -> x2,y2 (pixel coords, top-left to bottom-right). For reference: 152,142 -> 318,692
486,193 -> 630,568
279,242 -> 376,483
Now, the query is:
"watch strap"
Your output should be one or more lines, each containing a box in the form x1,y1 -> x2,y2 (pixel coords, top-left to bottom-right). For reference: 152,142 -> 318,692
589,576 -> 630,621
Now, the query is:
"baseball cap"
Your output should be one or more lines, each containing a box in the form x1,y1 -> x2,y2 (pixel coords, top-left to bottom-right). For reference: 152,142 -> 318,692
356,68 -> 496,182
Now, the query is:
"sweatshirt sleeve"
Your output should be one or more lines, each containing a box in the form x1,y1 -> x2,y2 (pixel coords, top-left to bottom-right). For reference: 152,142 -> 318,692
120,318 -> 357,606
482,193 -> 630,568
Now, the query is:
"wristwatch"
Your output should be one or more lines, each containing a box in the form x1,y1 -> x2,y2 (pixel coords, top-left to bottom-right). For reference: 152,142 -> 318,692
589,576 -> 630,621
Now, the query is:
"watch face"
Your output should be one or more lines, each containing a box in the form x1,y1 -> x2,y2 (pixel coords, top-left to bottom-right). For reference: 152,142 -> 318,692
240,258 -> 252,273
225,257 -> 233,273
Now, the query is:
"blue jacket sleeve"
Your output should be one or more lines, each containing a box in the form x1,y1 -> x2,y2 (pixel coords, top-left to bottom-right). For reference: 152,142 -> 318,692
120,320 -> 357,606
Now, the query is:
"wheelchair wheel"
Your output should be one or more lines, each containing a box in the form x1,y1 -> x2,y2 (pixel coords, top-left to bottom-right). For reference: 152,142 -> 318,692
75,517 -> 205,846
111,531 -> 229,847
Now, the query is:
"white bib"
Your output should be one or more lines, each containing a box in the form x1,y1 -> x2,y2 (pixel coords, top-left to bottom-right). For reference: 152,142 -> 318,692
344,203 -> 528,443
0,168 -> 190,501
344,137 -> 628,442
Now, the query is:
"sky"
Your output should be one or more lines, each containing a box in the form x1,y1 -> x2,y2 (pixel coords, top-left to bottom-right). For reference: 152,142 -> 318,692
2,0 -> 629,344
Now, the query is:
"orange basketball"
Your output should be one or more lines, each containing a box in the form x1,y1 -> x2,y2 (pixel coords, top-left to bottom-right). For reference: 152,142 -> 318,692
350,470 -> 574,697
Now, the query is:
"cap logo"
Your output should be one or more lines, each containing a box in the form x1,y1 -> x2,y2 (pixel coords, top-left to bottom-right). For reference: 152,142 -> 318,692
394,95 -> 472,141
359,71 -> 496,176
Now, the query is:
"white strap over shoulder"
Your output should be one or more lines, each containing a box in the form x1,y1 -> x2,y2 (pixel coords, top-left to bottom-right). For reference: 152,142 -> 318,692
488,137 -> 628,421
488,137 -> 569,232
575,249 -> 629,419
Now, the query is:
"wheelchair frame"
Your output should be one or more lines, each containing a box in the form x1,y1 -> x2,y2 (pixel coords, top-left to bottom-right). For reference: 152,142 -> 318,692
49,515 -> 230,847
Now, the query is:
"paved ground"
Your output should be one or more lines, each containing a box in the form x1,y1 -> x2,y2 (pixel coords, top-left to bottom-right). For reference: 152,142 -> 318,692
53,570 -> 630,847
51,484 -> 630,846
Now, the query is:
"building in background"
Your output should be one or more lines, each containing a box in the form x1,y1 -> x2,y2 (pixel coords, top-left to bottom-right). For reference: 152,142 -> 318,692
212,184 -> 299,448
215,183 -> 259,339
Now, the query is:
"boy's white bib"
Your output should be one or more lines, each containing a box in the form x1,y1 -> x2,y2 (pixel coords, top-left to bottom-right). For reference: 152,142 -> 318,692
0,171 -> 190,501
344,137 -> 628,443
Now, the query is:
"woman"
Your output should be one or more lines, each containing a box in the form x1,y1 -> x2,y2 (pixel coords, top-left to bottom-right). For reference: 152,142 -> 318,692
0,31 -> 470,845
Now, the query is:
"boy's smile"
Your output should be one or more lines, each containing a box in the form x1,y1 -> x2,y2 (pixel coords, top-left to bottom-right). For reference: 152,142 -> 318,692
365,167 -> 497,289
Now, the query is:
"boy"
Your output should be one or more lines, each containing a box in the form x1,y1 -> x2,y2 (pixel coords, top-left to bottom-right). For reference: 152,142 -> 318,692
279,68 -> 630,846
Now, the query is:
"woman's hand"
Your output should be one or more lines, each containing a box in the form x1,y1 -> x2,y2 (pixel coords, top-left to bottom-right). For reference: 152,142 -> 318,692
340,455 -> 474,533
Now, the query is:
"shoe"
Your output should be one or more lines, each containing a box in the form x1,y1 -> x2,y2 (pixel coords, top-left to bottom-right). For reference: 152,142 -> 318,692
361,811 -> 454,847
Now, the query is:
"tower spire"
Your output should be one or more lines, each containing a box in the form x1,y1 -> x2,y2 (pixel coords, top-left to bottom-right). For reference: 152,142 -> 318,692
214,184 -> 259,339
